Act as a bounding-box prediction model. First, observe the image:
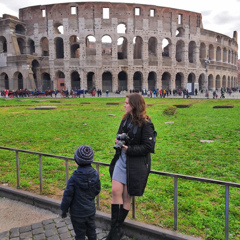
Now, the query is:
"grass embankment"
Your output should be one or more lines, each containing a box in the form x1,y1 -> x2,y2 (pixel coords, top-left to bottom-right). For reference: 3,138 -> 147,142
0,97 -> 239,239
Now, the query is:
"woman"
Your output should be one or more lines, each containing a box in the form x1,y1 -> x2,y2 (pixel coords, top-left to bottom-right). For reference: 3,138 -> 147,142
107,93 -> 156,240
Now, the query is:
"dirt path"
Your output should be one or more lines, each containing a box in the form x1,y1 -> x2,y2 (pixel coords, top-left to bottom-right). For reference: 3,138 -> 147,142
0,197 -> 58,233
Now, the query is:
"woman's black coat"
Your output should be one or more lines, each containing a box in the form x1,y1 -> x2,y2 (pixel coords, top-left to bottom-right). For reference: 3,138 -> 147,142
109,118 -> 155,196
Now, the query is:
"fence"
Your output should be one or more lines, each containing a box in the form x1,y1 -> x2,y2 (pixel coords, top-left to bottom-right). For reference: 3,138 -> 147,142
0,146 -> 239,240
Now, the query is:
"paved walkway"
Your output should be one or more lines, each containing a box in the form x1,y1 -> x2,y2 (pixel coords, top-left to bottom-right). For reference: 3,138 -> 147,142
0,216 -> 132,240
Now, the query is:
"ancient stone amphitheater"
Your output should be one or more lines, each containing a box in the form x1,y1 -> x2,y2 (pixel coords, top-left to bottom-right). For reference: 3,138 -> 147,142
0,2 -> 238,92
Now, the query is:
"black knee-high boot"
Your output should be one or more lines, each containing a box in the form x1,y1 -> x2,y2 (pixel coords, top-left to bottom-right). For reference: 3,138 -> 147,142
106,204 -> 129,240
106,204 -> 123,240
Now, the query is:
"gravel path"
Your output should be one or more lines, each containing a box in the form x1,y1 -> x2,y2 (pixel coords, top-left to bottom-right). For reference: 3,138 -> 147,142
0,197 -> 58,233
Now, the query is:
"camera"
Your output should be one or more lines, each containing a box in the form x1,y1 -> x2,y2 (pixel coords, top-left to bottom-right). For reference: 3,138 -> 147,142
113,133 -> 130,150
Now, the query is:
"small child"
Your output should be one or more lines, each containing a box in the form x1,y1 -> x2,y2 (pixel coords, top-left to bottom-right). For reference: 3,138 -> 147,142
61,145 -> 101,240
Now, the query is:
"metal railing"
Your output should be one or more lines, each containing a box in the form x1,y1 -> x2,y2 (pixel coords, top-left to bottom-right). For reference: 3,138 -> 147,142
1,146 -> 239,240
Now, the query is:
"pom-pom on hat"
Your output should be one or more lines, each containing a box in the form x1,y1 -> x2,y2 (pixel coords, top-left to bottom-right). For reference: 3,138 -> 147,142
74,145 -> 94,165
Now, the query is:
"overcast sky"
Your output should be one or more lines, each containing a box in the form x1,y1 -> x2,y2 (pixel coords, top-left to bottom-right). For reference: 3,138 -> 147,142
1,0 -> 240,55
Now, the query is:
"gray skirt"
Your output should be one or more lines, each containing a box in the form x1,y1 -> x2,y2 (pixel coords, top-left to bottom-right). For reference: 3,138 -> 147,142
112,150 -> 127,185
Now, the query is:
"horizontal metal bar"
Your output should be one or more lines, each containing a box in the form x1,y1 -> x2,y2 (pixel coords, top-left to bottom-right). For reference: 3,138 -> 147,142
1,146 -> 240,188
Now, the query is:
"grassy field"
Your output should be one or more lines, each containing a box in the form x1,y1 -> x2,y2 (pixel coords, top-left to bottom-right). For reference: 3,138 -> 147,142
0,97 -> 239,240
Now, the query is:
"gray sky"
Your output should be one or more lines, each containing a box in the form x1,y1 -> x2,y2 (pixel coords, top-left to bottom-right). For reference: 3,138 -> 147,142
1,0 -> 240,55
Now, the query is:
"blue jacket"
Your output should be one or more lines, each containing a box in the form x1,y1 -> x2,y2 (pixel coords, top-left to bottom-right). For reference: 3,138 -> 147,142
60,165 -> 101,218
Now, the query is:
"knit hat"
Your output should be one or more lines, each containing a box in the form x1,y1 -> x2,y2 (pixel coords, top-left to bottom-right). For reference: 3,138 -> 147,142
74,145 -> 94,165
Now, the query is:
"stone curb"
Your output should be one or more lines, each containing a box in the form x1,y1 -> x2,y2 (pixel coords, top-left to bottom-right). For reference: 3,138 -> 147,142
0,185 -> 203,240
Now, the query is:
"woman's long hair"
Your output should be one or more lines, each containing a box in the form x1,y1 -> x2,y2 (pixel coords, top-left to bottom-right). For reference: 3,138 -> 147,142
123,93 -> 150,126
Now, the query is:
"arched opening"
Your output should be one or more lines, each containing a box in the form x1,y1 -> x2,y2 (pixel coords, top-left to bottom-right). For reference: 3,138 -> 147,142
208,44 -> 214,61
40,37 -> 49,56
0,36 -> 7,53
216,75 -> 221,89
118,71 -> 128,91
17,38 -> 25,54
222,76 -> 227,88
15,24 -> 25,35
28,39 -> 35,55
175,73 -> 183,90
42,73 -> 51,91
87,72 -> 95,91
188,73 -> 195,83
133,71 -> 143,91
176,27 -> 185,37
198,74 -> 205,91
70,35 -> 80,58
71,71 -> 80,90
176,40 -> 184,62
117,23 -> 126,34
102,72 -> 112,92
148,37 -> 157,57
148,72 -> 157,90
102,35 -> 112,56
32,60 -> 40,89
162,72 -> 171,90
54,23 -> 64,34
188,41 -> 196,63
0,73 -> 9,90
57,71 -> 65,91
199,42 -> 206,60
216,47 -> 221,62
55,37 -> 64,59
133,36 -> 143,59
162,38 -> 171,57
86,35 -> 96,56
117,37 -> 127,60
208,74 -> 214,90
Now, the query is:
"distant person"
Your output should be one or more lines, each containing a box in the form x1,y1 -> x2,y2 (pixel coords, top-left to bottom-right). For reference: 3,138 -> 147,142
61,145 -> 101,240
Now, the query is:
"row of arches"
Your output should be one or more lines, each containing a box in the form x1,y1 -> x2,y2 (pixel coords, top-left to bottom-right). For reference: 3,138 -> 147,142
0,70 -> 237,93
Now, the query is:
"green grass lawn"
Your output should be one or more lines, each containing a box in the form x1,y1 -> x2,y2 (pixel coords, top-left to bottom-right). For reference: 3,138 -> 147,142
0,97 -> 239,239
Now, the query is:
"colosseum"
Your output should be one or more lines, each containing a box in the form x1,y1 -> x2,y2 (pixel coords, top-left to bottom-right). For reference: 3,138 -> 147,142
0,2 -> 238,93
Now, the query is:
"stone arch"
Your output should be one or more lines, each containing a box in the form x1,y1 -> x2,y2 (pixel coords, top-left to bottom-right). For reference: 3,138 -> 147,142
175,72 -> 184,90
208,74 -> 214,90
28,38 -> 35,55
56,71 -> 66,91
69,35 -> 80,58
117,37 -> 127,59
216,35 -> 221,43
228,50 -> 231,63
40,37 -> 49,56
15,24 -> 26,35
118,71 -> 128,91
32,60 -> 40,89
148,37 -> 157,57
117,23 -> 126,34
17,38 -> 26,54
227,76 -> 231,87
42,72 -> 52,91
133,71 -> 143,91
102,71 -> 112,92
222,75 -> 227,88
133,36 -> 143,59
0,72 -> 9,90
216,75 -> 221,89
87,72 -> 95,91
0,36 -> 7,53
86,35 -> 96,56
148,71 -> 157,90
216,46 -> 221,62
199,42 -> 206,59
176,27 -> 185,37
208,44 -> 214,60
54,22 -> 64,34
55,37 -> 64,59
188,73 -> 196,83
198,73 -> 205,91
176,40 -> 185,62
188,41 -> 196,63
223,48 -> 227,62
102,35 -> 112,56
162,72 -> 171,90
162,38 -> 171,57
13,72 -> 24,90
71,71 -> 80,90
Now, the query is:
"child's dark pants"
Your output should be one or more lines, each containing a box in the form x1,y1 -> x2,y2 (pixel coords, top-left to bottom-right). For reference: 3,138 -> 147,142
71,215 -> 96,240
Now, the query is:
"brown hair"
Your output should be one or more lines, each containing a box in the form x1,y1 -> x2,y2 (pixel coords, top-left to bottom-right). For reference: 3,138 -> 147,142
123,93 -> 150,126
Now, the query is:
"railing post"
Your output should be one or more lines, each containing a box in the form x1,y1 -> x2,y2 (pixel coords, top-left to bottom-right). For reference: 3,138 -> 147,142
16,151 -> 20,188
174,177 -> 178,230
132,196 -> 136,219
65,159 -> 69,185
39,154 -> 43,194
96,164 -> 100,210
225,185 -> 229,240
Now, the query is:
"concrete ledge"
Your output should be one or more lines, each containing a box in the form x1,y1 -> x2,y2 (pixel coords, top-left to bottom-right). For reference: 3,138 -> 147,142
0,185 -> 203,240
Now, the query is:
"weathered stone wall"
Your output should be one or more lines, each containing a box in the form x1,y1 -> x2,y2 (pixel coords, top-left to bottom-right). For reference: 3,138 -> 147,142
0,2 -> 238,92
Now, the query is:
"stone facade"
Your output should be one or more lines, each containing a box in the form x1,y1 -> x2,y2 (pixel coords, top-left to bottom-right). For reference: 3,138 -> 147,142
0,2 -> 238,92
